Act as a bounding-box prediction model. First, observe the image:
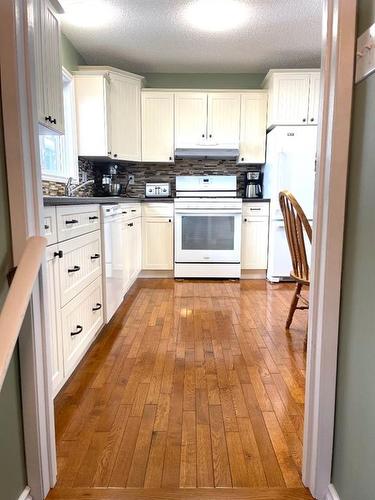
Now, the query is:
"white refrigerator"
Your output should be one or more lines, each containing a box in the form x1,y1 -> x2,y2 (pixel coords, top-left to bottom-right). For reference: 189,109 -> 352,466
263,126 -> 317,282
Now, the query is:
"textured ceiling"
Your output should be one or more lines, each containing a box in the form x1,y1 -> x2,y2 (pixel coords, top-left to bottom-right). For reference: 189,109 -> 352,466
60,0 -> 322,73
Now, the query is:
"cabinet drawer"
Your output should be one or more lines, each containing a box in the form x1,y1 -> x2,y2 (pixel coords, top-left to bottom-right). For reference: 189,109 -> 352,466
56,204 -> 100,241
44,206 -> 58,245
142,202 -> 174,217
243,202 -> 269,217
61,277 -> 103,379
59,231 -> 102,306
119,203 -> 141,221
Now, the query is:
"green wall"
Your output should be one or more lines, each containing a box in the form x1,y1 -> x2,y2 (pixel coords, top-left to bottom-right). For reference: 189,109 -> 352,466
61,32 -> 86,72
0,91 -> 27,497
143,72 -> 266,88
331,1 -> 375,499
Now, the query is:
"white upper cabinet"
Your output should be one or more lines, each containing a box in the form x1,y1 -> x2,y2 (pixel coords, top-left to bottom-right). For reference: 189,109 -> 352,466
175,92 -> 207,147
110,73 -> 142,161
263,70 -> 320,128
307,72 -> 321,124
207,93 -> 241,145
238,92 -> 268,164
74,67 -> 143,160
141,92 -> 174,162
35,0 -> 64,134
175,92 -> 241,148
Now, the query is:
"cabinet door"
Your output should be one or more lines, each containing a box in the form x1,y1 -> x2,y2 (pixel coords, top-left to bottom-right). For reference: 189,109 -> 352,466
241,217 -> 269,269
307,72 -> 321,124
239,93 -> 268,164
271,73 -> 310,126
142,217 -> 173,270
175,93 -> 207,147
135,217 -> 142,275
46,246 -> 64,396
40,0 -> 64,133
141,92 -> 174,162
75,75 -> 109,156
109,73 -> 141,161
207,93 -> 241,145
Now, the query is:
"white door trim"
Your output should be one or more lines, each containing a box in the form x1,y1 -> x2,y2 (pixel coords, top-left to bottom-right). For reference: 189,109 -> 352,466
302,0 -> 357,499
0,0 -> 56,499
0,0 -> 357,499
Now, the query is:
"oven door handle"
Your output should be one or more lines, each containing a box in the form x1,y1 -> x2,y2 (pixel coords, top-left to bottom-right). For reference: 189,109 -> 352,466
175,210 -> 242,215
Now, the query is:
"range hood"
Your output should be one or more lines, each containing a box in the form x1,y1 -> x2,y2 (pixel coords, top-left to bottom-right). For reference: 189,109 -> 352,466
175,145 -> 239,160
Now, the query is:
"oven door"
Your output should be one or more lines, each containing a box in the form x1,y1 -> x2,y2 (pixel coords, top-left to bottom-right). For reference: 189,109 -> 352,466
175,210 -> 241,263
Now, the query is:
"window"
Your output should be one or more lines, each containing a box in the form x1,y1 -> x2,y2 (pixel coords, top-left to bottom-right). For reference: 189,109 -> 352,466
39,68 -> 78,182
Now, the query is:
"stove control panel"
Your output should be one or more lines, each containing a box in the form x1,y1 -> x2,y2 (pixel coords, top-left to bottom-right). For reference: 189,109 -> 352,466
145,182 -> 171,198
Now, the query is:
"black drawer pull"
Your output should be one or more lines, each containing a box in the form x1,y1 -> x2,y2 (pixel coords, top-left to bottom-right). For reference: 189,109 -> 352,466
71,325 -> 83,336
250,208 -> 261,211
122,211 -> 128,214
92,303 -> 102,311
44,224 -> 50,230
65,219 -> 78,225
51,118 -> 57,125
131,209 -> 136,212
244,218 -> 248,222
68,265 -> 80,273
89,216 -> 99,220
54,250 -> 63,259
169,219 -> 172,223
91,253 -> 100,260
128,222 -> 134,227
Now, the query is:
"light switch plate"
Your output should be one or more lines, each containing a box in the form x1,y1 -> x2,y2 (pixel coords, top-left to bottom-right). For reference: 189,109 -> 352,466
355,23 -> 375,83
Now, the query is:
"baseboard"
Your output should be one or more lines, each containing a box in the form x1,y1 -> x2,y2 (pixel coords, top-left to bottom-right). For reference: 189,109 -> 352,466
139,270 -> 174,278
241,269 -> 267,280
18,486 -> 31,500
326,484 -> 340,500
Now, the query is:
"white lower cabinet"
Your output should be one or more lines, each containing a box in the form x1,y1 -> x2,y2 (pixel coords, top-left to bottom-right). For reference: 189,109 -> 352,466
142,217 -> 173,270
46,245 -> 64,396
241,204 -> 270,270
62,277 -> 103,378
44,204 -> 103,397
122,216 -> 142,292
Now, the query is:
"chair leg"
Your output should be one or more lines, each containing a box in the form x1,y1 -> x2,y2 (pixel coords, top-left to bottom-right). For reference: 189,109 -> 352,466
286,283 -> 302,329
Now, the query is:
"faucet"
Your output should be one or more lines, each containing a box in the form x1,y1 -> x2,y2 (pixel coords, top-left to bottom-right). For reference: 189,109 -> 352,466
65,177 -> 95,197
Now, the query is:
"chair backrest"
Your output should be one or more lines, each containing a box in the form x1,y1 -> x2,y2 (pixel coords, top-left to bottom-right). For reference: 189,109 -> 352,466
279,190 -> 312,283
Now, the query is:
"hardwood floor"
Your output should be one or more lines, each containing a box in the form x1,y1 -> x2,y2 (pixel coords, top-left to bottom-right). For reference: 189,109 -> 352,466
50,279 -> 311,499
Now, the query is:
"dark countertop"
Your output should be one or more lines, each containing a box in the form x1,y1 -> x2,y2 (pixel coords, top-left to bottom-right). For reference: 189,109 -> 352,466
43,196 -> 175,206
242,198 -> 270,203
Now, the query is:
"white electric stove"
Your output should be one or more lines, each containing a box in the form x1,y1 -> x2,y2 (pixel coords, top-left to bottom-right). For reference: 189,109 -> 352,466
174,176 -> 242,278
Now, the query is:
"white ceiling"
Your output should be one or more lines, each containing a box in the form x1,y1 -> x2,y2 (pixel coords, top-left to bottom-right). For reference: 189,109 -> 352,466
60,0 -> 322,74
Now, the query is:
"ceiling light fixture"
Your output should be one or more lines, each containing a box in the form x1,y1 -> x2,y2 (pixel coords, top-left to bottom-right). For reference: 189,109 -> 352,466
61,0 -> 116,28
183,0 -> 250,33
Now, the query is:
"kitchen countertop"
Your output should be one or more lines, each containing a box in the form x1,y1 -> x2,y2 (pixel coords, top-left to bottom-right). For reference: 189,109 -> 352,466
43,196 -> 270,206
43,196 -> 175,206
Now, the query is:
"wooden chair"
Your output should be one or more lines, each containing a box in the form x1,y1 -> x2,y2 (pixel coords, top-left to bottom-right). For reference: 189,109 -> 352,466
279,190 -> 312,329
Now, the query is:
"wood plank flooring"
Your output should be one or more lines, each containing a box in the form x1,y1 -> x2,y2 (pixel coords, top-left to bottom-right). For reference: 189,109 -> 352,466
50,279 -> 311,499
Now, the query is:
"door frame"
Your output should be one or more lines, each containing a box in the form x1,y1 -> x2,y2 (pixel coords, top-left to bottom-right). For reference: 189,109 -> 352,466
0,0 -> 357,499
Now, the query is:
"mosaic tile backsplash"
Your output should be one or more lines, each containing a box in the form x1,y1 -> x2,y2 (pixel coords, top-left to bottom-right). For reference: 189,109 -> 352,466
43,158 -> 261,198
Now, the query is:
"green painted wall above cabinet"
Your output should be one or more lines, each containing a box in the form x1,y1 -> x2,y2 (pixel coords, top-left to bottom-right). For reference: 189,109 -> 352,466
61,32 -> 86,72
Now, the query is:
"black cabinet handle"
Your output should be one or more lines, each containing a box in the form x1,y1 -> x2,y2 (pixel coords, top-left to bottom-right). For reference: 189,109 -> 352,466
90,253 -> 100,260
169,156 -> 172,161
241,157 -> 245,162
128,222 -> 134,227
44,224 -> 49,230
108,151 -> 112,155
122,211 -> 127,214
250,208 -> 261,211
54,250 -> 63,259
89,216 -> 99,220
310,118 -> 314,122
92,303 -> 102,311
209,134 -> 212,138
45,115 -> 52,122
169,219 -> 172,223
68,265 -> 80,273
244,218 -> 248,222
51,118 -> 56,124
71,325 -> 83,336
202,133 -> 205,138
113,153 -> 118,158
65,219 -> 78,225
302,118 -> 307,123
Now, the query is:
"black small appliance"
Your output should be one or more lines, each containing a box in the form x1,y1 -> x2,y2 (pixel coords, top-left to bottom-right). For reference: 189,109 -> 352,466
244,170 -> 263,199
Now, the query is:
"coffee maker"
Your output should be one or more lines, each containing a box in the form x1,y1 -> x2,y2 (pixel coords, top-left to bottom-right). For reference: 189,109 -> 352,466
245,170 -> 263,199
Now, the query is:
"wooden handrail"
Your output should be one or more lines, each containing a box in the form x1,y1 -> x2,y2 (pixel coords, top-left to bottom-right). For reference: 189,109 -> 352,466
0,236 -> 46,391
